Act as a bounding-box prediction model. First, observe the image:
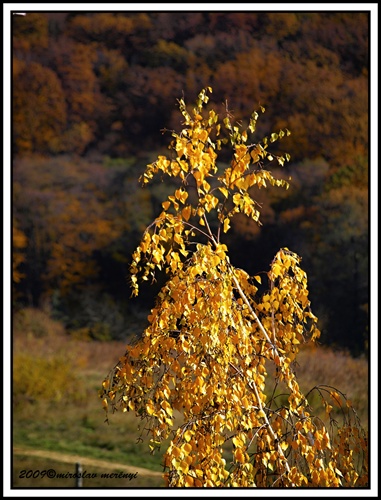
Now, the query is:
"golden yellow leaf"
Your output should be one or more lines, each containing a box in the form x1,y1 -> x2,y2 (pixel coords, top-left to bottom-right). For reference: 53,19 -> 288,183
219,186 -> 229,198
184,475 -> 194,486
306,451 -> 315,463
176,188 -> 189,204
234,448 -> 246,464
171,446 -> 182,459
291,440 -> 299,450
161,400 -> 173,417
146,402 -> 155,415
179,460 -> 190,474
232,435 -> 243,448
241,396 -> 249,409
173,233 -> 183,245
330,390 -> 342,407
280,440 -> 289,451
184,429 -> 193,442
202,180 -> 211,193
223,218 -> 230,233
182,205 -> 191,221
182,442 -> 192,455
271,263 -> 282,277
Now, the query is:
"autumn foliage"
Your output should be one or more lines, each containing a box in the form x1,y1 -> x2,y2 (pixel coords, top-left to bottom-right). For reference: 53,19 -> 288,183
101,89 -> 368,487
12,12 -> 369,353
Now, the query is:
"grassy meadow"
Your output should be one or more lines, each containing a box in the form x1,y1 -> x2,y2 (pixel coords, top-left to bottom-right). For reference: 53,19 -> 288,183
12,308 -> 369,489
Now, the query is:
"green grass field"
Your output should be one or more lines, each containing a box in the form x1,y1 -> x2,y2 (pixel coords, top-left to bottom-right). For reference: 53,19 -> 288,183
11,308 -> 369,489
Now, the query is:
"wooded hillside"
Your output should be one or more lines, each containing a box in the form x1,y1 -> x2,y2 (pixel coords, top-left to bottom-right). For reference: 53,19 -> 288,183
12,11 -> 369,354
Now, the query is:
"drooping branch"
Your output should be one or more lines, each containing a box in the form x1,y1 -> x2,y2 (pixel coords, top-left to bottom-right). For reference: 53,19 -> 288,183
229,266 -> 282,363
228,361 -> 295,485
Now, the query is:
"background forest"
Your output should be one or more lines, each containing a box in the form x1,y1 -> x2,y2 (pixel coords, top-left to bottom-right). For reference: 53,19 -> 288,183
12,11 -> 369,355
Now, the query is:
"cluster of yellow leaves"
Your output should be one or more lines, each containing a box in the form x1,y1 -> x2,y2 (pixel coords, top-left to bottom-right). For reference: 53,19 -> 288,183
104,242 -> 272,486
101,88 -> 368,488
104,240 -> 367,487
130,87 -> 291,297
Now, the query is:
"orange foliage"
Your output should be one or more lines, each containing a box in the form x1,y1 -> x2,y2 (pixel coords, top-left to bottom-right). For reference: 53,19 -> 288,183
13,60 -> 67,154
11,11 -> 368,163
12,220 -> 27,285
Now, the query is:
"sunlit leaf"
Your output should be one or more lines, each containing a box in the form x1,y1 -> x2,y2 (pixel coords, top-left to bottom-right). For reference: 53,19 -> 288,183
182,205 -> 191,221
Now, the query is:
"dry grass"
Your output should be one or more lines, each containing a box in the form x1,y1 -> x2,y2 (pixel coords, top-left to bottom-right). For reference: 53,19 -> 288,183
295,344 -> 368,425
